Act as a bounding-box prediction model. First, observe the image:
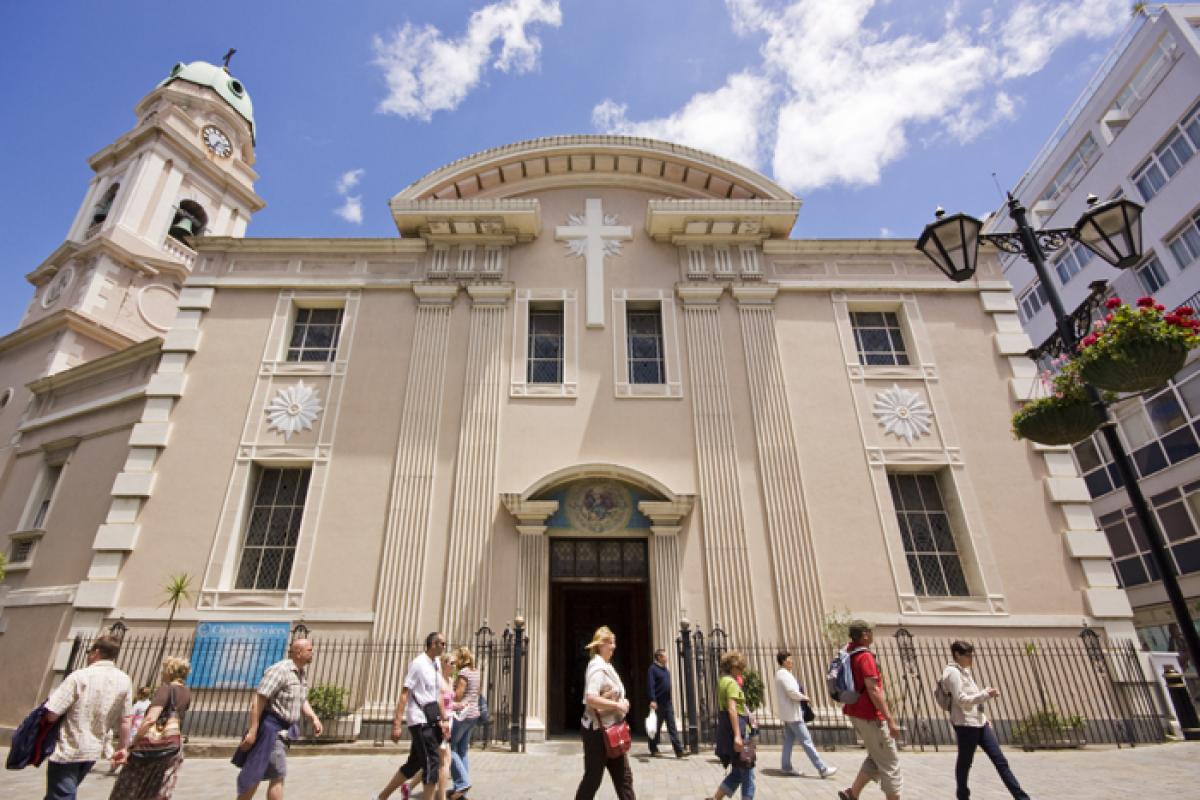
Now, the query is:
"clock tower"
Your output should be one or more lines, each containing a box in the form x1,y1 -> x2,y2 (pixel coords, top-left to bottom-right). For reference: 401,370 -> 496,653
17,59 -> 266,372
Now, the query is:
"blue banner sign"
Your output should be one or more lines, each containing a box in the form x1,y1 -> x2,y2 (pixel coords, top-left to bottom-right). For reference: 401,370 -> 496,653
188,621 -> 290,689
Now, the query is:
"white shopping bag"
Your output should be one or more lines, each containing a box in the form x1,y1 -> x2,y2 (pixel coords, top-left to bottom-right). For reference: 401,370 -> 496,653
644,709 -> 657,739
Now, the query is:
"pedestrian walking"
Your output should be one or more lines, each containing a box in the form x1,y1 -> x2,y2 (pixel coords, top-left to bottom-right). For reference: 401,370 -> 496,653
646,648 -> 684,758
108,657 -> 191,799
575,626 -> 636,800
42,634 -> 133,800
233,638 -> 323,800
773,651 -> 836,779
709,650 -> 756,799
837,621 -> 903,800
372,632 -> 447,800
941,641 -> 1030,800
448,646 -> 481,800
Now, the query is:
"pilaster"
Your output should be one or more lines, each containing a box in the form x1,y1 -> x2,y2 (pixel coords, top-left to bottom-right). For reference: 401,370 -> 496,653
640,499 -> 694,653
677,284 -> 758,639
372,285 -> 458,642
442,284 -> 513,642
502,496 -> 558,733
733,286 -> 824,641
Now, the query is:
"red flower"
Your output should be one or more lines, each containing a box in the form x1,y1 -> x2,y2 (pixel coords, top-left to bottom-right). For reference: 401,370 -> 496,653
1156,304 -> 1166,312
1105,297 -> 1122,310
1165,314 -> 1182,326
1177,307 -> 1195,317
1081,334 -> 1098,347
1105,313 -> 1114,322
1137,296 -> 1155,308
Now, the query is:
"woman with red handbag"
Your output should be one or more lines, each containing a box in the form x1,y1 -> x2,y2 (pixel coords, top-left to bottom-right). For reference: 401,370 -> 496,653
711,650 -> 756,799
108,657 -> 191,800
574,626 -> 636,800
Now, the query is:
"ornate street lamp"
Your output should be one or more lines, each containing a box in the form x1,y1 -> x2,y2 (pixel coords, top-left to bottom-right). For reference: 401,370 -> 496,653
916,190 -> 1200,686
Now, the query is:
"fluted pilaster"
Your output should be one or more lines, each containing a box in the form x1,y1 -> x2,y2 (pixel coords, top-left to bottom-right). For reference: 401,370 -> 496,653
734,287 -> 824,642
442,284 -> 513,642
373,285 -> 457,642
678,285 -> 758,641
640,500 -> 693,653
503,496 -> 558,731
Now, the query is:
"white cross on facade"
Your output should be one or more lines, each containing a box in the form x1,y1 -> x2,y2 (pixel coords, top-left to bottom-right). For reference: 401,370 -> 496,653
555,198 -> 632,328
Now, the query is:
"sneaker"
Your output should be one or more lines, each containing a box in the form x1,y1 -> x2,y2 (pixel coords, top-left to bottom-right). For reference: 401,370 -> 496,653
783,767 -> 804,777
820,766 -> 839,779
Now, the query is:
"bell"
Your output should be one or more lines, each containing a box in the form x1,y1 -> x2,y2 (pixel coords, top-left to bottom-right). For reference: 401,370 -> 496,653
168,215 -> 197,241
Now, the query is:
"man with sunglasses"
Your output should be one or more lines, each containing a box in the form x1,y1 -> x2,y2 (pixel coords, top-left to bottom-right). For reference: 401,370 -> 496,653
43,634 -> 133,799
373,631 -> 446,800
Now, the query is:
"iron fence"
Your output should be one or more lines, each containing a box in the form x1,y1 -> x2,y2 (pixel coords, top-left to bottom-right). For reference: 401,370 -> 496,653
67,624 -> 529,749
676,625 -> 1169,752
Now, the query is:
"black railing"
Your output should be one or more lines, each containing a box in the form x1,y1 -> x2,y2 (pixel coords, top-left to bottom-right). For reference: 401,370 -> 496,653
67,626 -> 528,748
676,625 -> 1168,752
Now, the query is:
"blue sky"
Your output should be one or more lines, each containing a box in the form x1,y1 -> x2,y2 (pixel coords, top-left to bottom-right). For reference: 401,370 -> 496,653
0,0 -> 1138,332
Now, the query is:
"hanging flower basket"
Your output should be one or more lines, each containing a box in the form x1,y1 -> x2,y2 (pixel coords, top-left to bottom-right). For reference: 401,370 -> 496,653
1074,297 -> 1200,394
1078,338 -> 1187,393
1012,395 -> 1101,446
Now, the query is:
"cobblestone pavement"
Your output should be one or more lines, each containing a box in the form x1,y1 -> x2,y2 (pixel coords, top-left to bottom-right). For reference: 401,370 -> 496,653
3,740 -> 1197,799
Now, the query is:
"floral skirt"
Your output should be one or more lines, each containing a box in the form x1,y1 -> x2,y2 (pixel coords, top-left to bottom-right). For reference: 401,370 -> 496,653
108,751 -> 183,800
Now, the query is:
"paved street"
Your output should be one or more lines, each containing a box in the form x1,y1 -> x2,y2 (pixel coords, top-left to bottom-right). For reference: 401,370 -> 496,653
3,739 -> 1197,799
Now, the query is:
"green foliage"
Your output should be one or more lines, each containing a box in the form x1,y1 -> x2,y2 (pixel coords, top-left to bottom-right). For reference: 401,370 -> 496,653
821,606 -> 854,651
1076,298 -> 1199,363
1012,709 -> 1084,745
307,684 -> 350,719
162,573 -> 192,608
741,668 -> 765,713
0,551 -> 6,582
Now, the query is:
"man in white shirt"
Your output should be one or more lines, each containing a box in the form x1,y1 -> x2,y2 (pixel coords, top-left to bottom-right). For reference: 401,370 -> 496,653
773,650 -> 836,779
43,634 -> 133,799
373,631 -> 446,800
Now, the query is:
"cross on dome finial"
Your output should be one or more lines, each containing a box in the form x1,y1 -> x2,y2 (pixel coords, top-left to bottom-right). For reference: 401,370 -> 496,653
222,48 -> 237,71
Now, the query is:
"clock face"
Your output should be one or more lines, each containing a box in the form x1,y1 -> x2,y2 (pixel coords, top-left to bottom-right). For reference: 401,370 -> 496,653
201,125 -> 233,158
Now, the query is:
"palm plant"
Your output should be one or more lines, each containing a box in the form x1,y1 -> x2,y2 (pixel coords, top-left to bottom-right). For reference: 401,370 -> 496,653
150,573 -> 192,677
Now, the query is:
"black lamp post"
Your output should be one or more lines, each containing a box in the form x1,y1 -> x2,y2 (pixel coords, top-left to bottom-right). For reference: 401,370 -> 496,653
917,192 -> 1200,682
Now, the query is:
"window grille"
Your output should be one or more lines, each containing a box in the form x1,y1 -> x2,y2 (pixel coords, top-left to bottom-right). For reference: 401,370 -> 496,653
850,311 -> 909,366
889,472 -> 969,597
627,306 -> 665,384
286,308 -> 343,363
527,306 -> 564,384
234,467 -> 311,591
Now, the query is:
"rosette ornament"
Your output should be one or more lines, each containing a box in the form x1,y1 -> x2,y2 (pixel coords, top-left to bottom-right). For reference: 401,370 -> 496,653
265,381 -> 323,441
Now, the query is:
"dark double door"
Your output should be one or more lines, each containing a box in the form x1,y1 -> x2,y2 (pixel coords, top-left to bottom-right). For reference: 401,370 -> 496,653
548,581 -> 651,734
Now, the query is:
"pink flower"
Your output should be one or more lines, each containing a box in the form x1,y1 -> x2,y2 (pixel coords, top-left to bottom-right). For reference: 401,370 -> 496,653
1105,313 -> 1114,322
1137,297 -> 1155,308
1055,392 -> 1064,399
1093,320 -> 1106,330
1105,297 -> 1122,310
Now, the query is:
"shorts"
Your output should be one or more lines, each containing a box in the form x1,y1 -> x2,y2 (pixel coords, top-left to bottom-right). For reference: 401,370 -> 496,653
265,737 -> 288,782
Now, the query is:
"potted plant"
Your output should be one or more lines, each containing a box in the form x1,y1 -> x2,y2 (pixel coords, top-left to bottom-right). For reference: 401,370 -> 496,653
1012,359 -> 1102,446
1011,708 -> 1085,750
304,684 -> 360,742
1074,297 -> 1199,393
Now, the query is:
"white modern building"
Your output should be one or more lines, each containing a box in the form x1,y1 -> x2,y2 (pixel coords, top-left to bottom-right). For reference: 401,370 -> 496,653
985,4 -> 1200,656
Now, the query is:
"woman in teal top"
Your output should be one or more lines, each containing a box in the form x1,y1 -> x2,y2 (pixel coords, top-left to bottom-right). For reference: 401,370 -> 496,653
710,650 -> 755,799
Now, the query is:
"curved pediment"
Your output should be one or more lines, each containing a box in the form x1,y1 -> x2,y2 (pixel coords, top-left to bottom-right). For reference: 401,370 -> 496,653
393,135 -> 795,203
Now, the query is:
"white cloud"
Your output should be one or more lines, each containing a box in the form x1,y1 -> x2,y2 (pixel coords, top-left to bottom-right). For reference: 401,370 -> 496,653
334,168 -> 366,225
592,72 -> 775,170
373,0 -> 562,120
336,168 -> 365,195
335,196 -> 364,225
592,0 -> 1128,193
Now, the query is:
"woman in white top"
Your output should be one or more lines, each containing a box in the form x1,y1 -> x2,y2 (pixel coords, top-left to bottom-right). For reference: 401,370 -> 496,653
941,641 -> 1030,800
575,626 -> 636,800
448,646 -> 480,800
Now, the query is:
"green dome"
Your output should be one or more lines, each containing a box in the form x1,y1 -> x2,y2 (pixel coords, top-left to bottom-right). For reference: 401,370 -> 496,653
158,61 -> 255,142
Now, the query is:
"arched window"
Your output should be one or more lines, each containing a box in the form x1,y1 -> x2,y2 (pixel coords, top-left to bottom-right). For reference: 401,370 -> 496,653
92,183 -> 120,224
168,199 -> 208,242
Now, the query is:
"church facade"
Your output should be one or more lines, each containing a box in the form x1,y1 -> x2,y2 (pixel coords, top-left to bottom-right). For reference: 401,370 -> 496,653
0,62 -> 1137,735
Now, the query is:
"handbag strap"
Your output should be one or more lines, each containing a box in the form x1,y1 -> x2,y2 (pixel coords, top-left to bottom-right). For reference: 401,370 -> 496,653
156,685 -> 178,728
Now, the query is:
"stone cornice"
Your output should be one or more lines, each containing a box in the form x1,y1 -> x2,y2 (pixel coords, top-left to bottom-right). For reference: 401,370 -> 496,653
413,284 -> 460,305
395,135 -> 796,203
192,237 -> 428,255
0,310 -> 139,357
501,495 -> 560,526
638,499 -> 695,527
646,199 -> 802,243
466,283 -> 514,304
676,285 -> 725,305
26,233 -> 191,285
390,198 -> 542,243
762,238 -> 920,255
25,338 -> 161,395
732,286 -> 779,305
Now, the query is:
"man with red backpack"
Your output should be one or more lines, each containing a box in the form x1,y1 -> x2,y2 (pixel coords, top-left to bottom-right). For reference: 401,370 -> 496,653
835,621 -> 902,800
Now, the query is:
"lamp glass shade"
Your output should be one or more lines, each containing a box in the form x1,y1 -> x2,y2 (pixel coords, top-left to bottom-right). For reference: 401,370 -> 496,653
1074,198 -> 1143,269
916,213 -> 982,282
